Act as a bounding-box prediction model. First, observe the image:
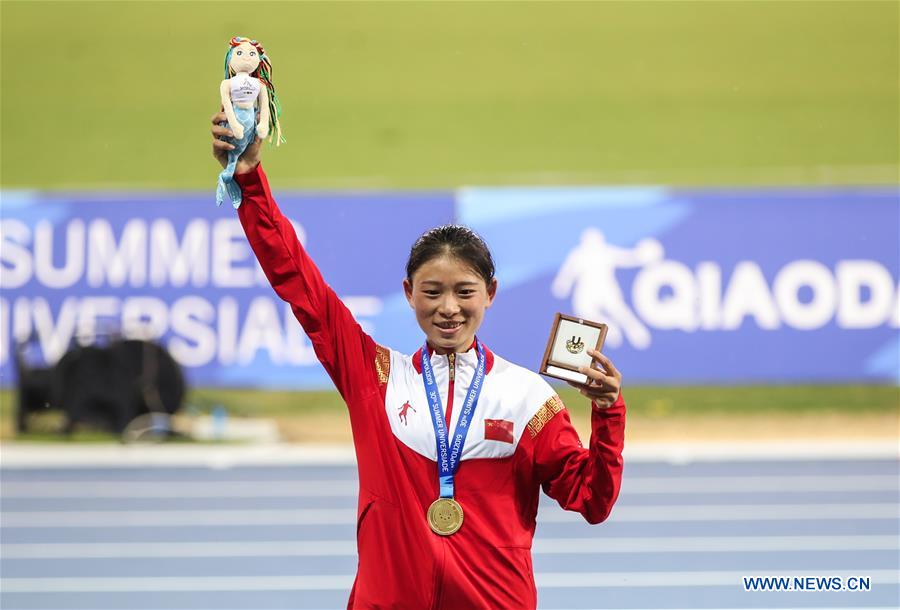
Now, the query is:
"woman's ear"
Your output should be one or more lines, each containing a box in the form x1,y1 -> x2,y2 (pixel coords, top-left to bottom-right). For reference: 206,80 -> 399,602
403,278 -> 414,307
486,278 -> 498,305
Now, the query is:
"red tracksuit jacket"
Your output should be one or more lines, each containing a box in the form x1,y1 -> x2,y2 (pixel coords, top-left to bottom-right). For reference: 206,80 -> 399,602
235,166 -> 626,610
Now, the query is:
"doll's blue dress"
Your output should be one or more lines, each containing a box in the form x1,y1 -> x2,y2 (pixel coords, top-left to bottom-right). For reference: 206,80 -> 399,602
216,75 -> 260,208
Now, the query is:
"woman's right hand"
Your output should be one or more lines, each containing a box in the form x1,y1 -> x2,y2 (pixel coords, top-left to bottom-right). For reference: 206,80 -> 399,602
211,111 -> 262,174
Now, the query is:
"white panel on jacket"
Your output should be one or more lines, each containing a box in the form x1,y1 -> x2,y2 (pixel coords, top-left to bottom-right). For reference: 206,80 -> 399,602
384,347 -> 558,462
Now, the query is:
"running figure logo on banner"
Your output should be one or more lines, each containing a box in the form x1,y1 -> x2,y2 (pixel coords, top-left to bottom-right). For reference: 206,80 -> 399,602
552,228 -> 664,350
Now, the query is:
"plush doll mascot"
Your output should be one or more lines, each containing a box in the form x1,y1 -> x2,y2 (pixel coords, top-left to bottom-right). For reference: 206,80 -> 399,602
216,36 -> 284,208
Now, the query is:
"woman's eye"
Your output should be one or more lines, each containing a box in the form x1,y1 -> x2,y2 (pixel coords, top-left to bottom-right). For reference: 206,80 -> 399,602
236,51 -> 242,56
250,52 -> 256,56
424,291 -> 440,297
458,290 -> 475,297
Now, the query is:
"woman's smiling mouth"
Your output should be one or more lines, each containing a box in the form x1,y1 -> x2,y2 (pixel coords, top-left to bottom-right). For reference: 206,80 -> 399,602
435,320 -> 464,335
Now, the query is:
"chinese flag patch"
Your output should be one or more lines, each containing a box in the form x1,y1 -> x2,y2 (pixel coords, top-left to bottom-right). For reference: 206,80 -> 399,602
484,419 -> 514,443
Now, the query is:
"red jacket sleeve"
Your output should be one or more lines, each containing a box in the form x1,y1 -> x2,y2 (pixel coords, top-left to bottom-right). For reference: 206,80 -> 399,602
234,165 -> 378,401
531,394 -> 626,524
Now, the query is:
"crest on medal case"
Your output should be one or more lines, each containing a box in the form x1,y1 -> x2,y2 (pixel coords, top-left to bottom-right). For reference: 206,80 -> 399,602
565,336 -> 585,354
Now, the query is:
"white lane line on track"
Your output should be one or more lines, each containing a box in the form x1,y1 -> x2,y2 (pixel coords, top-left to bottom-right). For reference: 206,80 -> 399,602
2,475 -> 897,498
545,503 -> 900,523
1,503 -> 896,527
0,480 -> 359,498
2,535 -> 897,559
2,570 -> 898,593
536,569 -> 900,588
0,509 -> 357,527
0,575 -> 354,593
1,440 -> 897,468
535,535 -> 900,554
0,540 -> 354,559
624,475 -> 900,494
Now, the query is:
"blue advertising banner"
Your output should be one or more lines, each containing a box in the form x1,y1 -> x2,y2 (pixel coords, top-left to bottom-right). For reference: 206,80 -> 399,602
0,191 -> 454,388
460,187 -> 900,383
1,187 -> 897,387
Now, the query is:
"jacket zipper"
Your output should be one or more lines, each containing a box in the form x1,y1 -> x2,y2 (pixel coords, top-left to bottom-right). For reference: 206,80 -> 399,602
445,353 -> 456,427
431,536 -> 447,610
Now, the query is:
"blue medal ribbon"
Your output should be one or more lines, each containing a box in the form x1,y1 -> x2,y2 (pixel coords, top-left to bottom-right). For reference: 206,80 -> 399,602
421,339 -> 487,499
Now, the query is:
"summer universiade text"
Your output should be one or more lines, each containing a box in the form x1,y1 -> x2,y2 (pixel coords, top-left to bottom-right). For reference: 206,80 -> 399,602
0,294 -> 382,369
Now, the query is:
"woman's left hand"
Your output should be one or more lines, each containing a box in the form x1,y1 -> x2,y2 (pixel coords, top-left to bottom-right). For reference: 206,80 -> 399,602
567,349 -> 622,409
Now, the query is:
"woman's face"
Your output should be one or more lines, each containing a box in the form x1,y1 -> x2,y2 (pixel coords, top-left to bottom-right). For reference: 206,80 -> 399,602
229,42 -> 261,75
404,255 -> 497,355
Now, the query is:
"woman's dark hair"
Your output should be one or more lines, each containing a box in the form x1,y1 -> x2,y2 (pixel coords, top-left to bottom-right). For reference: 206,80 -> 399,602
406,225 -> 495,286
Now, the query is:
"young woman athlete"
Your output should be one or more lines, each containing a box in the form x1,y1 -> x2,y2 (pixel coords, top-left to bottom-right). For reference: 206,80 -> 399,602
211,115 -> 627,610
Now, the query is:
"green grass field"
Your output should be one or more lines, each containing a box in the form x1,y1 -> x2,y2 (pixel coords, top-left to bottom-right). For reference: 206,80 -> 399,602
2,1 -> 897,189
178,385 -> 900,418
3,384 -> 897,443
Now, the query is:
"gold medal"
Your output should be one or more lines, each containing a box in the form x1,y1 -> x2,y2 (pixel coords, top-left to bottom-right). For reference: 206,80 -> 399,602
427,498 -> 464,536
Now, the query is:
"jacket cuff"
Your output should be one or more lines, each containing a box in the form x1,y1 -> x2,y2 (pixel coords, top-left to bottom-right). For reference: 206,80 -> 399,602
234,163 -> 265,197
592,393 -> 626,417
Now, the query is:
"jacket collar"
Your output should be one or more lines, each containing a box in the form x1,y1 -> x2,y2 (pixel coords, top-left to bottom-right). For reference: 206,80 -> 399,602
412,338 -> 495,375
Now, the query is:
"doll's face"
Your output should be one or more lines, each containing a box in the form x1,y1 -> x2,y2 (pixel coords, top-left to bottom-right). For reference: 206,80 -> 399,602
229,41 -> 261,75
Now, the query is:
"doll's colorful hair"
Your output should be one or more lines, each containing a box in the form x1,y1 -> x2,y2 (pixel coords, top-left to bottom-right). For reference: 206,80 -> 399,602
224,36 -> 285,146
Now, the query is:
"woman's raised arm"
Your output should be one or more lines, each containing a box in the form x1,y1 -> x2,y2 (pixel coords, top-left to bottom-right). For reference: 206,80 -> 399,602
211,112 -> 379,401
